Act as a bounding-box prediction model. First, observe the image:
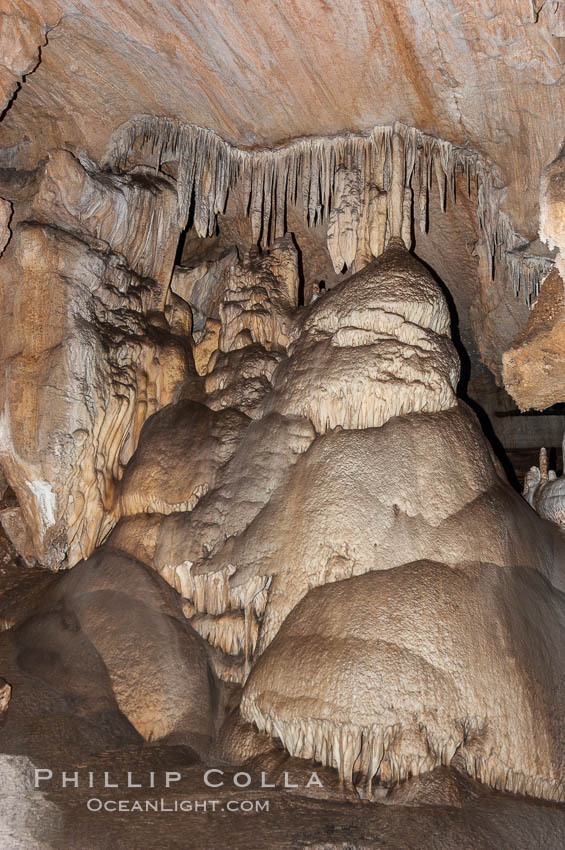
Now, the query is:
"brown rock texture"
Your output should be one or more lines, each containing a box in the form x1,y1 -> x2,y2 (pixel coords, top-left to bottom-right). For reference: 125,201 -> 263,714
0,0 -> 562,421
0,152 -> 191,568
118,400 -> 249,518
31,150 -> 180,296
265,242 -> 459,434
0,10 -> 44,114
242,559 -> 565,800
2,3 -> 565,845
502,268 -> 565,410
0,199 -> 11,255
2,0 -> 563,245
523,445 -> 565,527
218,235 -> 300,354
540,140 -> 565,280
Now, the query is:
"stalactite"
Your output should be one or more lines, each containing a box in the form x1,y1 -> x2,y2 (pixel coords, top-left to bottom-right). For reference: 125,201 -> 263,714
327,164 -> 361,272
433,145 -> 446,212
402,187 -> 413,249
106,116 -> 548,305
389,125 -> 405,242
241,698 -> 565,803
506,244 -> 554,305
368,186 -> 388,259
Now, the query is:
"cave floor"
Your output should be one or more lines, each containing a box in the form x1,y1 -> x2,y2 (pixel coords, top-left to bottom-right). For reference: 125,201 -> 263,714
3,741 -> 565,850
1,547 -> 565,849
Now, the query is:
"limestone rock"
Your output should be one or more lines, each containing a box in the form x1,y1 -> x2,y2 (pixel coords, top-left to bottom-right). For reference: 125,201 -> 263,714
0,199 -> 11,255
219,235 -> 300,354
164,289 -> 193,339
103,512 -> 164,569
118,400 -> 249,518
108,412 -> 315,680
327,164 -> 361,272
502,144 -> 565,409
0,14 -> 43,79
3,2 -> 565,842
0,221 -> 189,568
204,343 -> 284,417
212,402 -> 565,654
0,508 -> 35,566
0,755 -> 61,849
115,244 -> 565,683
193,318 -> 221,375
0,12 -> 44,115
62,548 -> 220,751
502,269 -> 565,410
0,0 -> 561,259
523,444 -> 565,526
0,546 -> 219,758
0,148 -> 195,568
385,766 -> 479,807
540,140 -> 565,281
242,560 -> 565,801
171,248 -> 237,335
31,149 -> 180,298
0,678 -> 11,713
265,242 -> 459,433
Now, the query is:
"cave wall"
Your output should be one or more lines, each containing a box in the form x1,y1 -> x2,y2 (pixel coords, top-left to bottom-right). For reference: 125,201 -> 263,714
0,0 -> 563,558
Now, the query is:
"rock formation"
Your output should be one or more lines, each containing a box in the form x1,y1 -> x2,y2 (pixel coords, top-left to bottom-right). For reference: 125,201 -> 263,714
0,679 -> 11,714
502,143 -> 565,410
91,241 -> 565,810
2,3 -> 565,848
0,150 -> 192,568
242,560 -> 565,801
232,249 -> 565,804
107,118 -> 543,302
0,200 -> 11,256
0,546 -> 220,758
264,241 -> 459,434
503,268 -> 565,410
118,400 -> 249,518
524,442 -> 565,526
0,11 -> 44,115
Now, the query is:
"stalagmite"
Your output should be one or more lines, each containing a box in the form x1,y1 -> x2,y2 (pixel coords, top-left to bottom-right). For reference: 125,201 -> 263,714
241,561 -> 565,802
193,243 -> 565,675
218,235 -> 300,354
264,241 -> 459,434
5,3 -> 565,846
118,401 -> 249,520
523,436 -> 565,526
204,344 -> 284,417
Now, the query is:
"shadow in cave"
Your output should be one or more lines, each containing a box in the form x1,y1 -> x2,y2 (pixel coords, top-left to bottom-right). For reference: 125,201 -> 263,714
289,232 -> 306,306
173,187 -> 199,267
173,225 -> 188,267
413,252 -> 520,490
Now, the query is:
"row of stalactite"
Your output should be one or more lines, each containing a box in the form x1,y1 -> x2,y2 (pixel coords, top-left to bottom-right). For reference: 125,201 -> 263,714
106,116 -> 552,305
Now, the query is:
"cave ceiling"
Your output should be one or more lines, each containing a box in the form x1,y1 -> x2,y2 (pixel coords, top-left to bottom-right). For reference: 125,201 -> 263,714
3,0 -> 565,238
